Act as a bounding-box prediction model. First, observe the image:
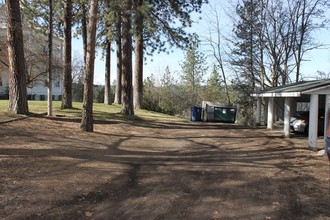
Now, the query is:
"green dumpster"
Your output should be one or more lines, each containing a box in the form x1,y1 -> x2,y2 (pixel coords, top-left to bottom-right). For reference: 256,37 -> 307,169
214,107 -> 236,123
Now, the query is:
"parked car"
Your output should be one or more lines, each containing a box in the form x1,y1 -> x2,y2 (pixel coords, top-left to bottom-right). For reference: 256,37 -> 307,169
290,110 -> 325,135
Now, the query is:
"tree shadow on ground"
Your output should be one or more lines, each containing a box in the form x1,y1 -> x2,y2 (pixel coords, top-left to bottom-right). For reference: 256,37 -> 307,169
0,117 -> 329,219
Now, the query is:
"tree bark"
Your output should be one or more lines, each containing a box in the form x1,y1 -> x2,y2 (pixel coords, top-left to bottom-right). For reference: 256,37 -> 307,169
6,0 -> 28,114
114,9 -> 122,104
121,0 -> 134,115
61,0 -> 73,109
133,0 -> 144,109
104,39 -> 111,104
80,0 -> 98,132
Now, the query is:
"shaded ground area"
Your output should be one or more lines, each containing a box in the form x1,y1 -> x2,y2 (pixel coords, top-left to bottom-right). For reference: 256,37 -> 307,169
0,116 -> 329,219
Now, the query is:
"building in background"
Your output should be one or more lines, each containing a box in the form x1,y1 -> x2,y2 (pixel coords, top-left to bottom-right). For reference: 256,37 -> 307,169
0,11 -> 63,100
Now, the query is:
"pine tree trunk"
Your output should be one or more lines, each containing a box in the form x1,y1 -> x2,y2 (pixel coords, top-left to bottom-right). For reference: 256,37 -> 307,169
80,0 -> 98,132
121,0 -> 134,115
61,0 -> 73,109
133,0 -> 143,109
114,9 -> 122,104
6,0 -> 28,115
104,39 -> 111,104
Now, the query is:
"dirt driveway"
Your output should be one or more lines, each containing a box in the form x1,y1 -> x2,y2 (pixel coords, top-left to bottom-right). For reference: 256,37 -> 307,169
0,116 -> 329,220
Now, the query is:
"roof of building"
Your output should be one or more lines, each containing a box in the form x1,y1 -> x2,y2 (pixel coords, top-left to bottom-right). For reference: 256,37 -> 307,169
251,79 -> 330,97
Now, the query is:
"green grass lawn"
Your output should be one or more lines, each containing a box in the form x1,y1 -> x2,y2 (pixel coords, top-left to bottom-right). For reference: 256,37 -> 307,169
0,100 -> 182,123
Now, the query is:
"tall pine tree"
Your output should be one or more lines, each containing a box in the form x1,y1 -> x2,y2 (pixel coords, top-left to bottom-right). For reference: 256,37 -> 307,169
121,0 -> 134,115
232,0 -> 263,90
61,0 -> 73,109
80,0 -> 98,132
180,42 -> 207,107
6,0 -> 28,114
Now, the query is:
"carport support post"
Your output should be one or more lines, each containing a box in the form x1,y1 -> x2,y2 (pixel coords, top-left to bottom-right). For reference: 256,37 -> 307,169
324,95 -> 330,145
284,97 -> 291,138
308,94 -> 319,150
256,97 -> 261,126
267,97 -> 274,129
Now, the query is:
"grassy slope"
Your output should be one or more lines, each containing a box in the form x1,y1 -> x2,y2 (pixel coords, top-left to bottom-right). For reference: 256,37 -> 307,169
0,100 -> 183,123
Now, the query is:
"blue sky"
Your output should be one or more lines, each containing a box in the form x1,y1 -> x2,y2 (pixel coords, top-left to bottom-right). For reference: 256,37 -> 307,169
72,0 -> 330,85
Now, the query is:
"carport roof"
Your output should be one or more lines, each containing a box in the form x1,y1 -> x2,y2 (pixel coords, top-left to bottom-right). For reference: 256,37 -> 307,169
251,79 -> 330,97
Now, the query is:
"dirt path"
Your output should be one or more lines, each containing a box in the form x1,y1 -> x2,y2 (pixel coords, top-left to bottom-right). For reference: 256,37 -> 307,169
0,117 -> 329,219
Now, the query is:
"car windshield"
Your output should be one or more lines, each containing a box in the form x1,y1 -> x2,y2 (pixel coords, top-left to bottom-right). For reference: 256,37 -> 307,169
293,111 -> 309,120
293,110 -> 325,120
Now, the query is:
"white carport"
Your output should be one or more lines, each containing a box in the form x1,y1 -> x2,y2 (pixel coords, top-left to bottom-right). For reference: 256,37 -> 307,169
251,80 -> 330,150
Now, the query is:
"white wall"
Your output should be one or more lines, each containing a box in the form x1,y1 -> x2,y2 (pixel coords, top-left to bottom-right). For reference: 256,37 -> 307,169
0,13 -> 63,100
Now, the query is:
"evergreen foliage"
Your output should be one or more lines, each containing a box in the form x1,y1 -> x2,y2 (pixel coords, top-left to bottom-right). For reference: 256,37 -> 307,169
21,0 -> 63,37
144,0 -> 208,55
142,74 -> 160,112
159,66 -> 179,115
142,60 -> 237,118
180,43 -> 207,107
231,0 -> 262,89
203,65 -> 223,103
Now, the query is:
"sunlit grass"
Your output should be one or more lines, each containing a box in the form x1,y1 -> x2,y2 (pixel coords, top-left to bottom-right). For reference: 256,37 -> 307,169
0,100 -> 184,123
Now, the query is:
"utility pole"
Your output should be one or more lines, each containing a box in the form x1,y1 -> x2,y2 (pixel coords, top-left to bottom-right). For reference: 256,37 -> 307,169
47,0 -> 53,116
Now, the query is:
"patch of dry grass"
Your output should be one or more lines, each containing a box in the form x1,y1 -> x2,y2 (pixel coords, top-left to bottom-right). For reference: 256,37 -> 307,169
0,100 -> 184,123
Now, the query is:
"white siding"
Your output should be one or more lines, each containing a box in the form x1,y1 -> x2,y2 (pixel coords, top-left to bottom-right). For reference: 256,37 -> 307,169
0,13 -> 63,100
